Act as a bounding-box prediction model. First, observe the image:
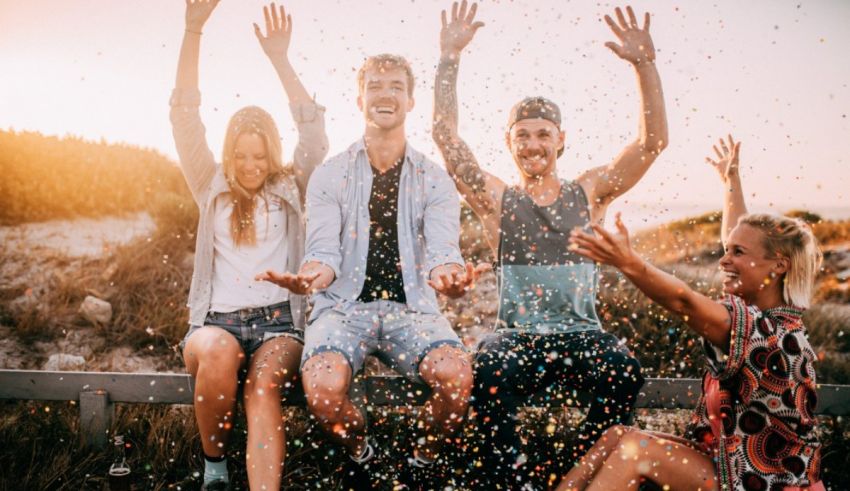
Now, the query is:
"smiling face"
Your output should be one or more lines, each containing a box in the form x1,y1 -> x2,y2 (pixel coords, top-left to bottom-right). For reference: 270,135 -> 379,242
232,132 -> 270,194
506,118 -> 565,178
357,65 -> 414,131
719,223 -> 788,302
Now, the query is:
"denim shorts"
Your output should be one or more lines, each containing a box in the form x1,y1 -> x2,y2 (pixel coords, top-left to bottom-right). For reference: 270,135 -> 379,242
301,300 -> 462,383
179,301 -> 302,356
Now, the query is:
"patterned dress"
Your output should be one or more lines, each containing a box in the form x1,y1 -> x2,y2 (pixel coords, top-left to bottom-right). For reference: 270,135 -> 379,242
686,296 -> 822,490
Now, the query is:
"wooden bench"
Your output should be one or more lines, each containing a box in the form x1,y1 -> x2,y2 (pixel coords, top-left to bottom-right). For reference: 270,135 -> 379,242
2,369 -> 848,449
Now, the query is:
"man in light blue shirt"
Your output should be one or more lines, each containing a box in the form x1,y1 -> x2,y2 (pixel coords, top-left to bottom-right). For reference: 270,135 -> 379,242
259,53 -> 485,488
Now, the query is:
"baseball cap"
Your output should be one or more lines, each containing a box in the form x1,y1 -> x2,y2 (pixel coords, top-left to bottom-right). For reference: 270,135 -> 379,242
507,96 -> 564,157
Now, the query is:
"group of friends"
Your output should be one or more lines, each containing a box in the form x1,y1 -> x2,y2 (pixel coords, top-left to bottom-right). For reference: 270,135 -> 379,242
170,1 -> 825,490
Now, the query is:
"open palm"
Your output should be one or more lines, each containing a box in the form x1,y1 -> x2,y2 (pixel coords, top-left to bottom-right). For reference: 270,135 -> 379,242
604,6 -> 655,65
440,0 -> 484,56
707,134 -> 741,183
569,213 -> 635,269
254,2 -> 292,61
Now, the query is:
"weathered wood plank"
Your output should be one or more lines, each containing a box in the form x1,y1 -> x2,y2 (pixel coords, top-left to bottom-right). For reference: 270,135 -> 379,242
0,370 -> 196,403
0,370 -> 848,415
816,384 -> 850,416
79,390 -> 112,448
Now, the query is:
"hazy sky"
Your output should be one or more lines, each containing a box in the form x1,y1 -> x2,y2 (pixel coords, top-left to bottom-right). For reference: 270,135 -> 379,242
1,0 -> 849,224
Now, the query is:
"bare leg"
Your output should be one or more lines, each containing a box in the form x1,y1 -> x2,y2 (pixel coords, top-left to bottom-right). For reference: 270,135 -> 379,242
415,345 -> 473,460
584,430 -> 719,491
182,327 -> 246,459
557,424 -> 632,491
301,352 -> 367,457
243,336 -> 302,491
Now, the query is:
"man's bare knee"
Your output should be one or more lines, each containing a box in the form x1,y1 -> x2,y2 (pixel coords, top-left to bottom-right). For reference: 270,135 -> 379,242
420,345 -> 472,391
302,352 -> 352,413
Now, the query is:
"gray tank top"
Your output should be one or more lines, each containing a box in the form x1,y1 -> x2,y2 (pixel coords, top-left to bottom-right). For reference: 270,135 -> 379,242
496,180 -> 602,333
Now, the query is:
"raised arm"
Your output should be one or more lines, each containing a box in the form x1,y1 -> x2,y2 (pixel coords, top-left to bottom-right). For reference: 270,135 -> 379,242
578,6 -> 668,214
433,1 -> 505,240
170,0 -> 221,202
175,0 -> 218,93
569,214 -> 732,350
254,2 -> 328,196
707,135 -> 746,246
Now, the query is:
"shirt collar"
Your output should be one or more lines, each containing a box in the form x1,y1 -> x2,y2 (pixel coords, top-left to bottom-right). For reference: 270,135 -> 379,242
350,137 -> 424,168
763,304 -> 805,324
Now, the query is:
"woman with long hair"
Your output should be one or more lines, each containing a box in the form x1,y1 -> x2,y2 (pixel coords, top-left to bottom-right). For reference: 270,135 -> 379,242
170,1 -> 327,489
560,136 -> 824,490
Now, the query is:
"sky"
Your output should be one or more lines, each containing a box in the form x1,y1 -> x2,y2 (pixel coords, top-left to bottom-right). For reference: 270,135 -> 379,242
1,0 -> 849,226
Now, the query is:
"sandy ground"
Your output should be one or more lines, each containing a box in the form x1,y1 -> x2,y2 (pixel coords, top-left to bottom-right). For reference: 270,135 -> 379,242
0,213 -> 172,371
0,212 -> 155,259
0,212 -> 155,294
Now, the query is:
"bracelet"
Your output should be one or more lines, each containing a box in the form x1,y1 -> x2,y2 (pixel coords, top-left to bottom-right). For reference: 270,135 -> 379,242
185,28 -> 202,35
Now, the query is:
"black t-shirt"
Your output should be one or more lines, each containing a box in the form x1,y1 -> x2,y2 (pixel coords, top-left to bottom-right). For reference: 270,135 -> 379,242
357,159 -> 407,303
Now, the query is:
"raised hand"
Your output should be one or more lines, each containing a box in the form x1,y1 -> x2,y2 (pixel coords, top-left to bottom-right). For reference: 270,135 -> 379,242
568,213 -> 638,270
604,6 -> 655,65
428,262 -> 492,299
706,134 -> 741,183
185,0 -> 220,31
255,269 -> 323,295
440,0 -> 485,57
254,2 -> 292,62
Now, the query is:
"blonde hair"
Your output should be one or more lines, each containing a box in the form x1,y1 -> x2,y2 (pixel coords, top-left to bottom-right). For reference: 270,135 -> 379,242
739,213 -> 823,308
357,54 -> 415,96
221,106 -> 287,247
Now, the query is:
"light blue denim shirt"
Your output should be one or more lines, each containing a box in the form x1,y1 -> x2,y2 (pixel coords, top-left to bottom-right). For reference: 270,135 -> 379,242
302,139 -> 465,321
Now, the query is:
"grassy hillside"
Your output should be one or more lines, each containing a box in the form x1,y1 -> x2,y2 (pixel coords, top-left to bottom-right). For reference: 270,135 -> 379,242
0,130 -> 191,224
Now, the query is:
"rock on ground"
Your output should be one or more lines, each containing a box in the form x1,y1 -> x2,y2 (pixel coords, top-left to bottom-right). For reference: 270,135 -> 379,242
43,353 -> 86,371
79,295 -> 113,324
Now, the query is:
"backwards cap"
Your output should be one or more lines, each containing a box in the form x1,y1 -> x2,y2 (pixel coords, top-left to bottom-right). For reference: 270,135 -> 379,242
507,96 -> 563,157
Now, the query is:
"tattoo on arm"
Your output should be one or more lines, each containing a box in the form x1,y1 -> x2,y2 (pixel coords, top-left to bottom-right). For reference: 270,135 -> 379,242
450,145 -> 486,191
433,56 -> 487,197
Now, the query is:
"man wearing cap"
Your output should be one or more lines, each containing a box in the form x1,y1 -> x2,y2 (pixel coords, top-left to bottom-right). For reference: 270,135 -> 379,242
432,2 -> 668,488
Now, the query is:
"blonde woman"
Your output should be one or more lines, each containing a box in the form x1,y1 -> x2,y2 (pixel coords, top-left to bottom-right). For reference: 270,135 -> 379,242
170,1 -> 327,489
562,136 -> 823,490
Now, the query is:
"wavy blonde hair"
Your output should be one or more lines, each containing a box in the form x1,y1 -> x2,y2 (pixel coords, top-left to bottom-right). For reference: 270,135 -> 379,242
222,106 -> 288,247
739,213 -> 823,308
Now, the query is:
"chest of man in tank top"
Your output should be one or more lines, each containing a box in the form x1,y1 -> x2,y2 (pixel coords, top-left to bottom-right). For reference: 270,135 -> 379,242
495,180 -> 602,333
498,180 -> 594,267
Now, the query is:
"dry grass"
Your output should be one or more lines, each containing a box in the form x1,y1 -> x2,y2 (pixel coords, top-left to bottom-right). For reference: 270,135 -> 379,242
1,398 -> 847,490
3,255 -> 95,345
106,194 -> 197,352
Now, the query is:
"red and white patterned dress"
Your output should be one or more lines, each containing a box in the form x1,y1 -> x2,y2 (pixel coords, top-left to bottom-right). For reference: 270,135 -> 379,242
686,295 -> 821,491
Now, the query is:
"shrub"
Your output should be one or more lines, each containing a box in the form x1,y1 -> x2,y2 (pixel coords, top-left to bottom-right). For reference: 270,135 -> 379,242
0,130 -> 187,224
786,209 -> 823,224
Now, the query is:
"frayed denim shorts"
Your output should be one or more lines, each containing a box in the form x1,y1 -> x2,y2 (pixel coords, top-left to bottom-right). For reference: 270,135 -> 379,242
179,301 -> 302,356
